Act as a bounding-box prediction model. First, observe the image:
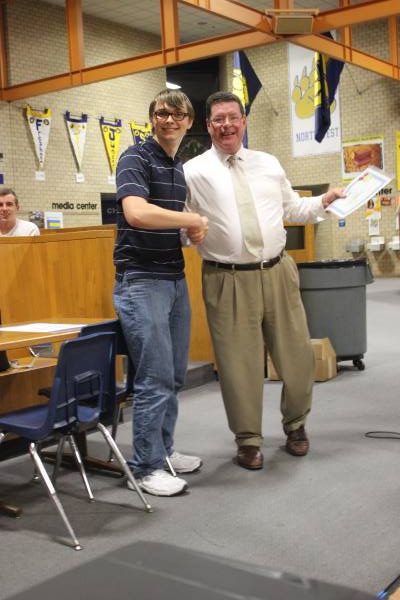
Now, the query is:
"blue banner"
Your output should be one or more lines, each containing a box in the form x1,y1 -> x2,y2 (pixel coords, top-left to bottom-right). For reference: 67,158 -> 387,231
314,33 -> 344,143
232,50 -> 261,147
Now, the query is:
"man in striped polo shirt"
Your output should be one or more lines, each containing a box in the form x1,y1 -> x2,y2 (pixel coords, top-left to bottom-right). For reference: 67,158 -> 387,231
113,89 -> 208,497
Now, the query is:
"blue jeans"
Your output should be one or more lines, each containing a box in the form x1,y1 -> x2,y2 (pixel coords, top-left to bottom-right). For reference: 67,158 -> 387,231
113,275 -> 191,478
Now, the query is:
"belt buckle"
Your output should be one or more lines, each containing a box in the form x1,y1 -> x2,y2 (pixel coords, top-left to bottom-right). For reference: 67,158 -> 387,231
260,260 -> 269,270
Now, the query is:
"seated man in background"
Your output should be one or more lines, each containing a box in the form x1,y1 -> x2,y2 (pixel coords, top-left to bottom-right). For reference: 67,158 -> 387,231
0,187 -> 40,236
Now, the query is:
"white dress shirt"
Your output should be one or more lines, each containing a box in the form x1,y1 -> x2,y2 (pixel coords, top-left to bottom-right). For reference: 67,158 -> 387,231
0,219 -> 40,237
184,144 -> 326,263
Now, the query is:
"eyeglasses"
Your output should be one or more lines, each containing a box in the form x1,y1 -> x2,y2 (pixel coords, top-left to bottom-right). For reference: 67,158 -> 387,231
209,114 -> 243,127
153,110 -> 189,121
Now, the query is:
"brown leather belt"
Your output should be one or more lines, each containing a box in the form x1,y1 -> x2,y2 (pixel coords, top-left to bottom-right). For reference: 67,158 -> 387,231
204,251 -> 283,271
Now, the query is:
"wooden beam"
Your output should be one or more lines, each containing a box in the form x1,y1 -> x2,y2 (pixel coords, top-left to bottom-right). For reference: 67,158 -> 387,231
341,26 -> 353,64
388,15 -> 399,79
0,0 -> 399,101
314,0 -> 400,31
294,33 -> 400,80
274,0 -> 294,9
181,0 -> 400,34
65,0 -> 84,87
160,0 -> 180,64
1,29 -> 273,101
179,0 -> 273,34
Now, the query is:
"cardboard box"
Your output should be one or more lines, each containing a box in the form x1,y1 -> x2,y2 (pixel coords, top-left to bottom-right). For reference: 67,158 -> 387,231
312,338 -> 337,381
267,338 -> 337,382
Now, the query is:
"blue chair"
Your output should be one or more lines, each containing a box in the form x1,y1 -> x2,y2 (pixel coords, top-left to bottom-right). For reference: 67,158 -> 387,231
79,320 -> 176,476
39,319 -> 133,464
0,332 -> 152,551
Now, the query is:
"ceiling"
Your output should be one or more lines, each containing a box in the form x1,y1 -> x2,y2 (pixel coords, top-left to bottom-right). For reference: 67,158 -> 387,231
46,0 -> 367,44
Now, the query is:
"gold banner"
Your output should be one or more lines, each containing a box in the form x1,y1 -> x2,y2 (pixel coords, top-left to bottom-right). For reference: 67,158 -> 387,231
100,117 -> 122,174
130,120 -> 152,145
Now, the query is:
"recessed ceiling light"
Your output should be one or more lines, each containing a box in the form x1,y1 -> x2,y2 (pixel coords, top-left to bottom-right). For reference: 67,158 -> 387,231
166,81 -> 182,90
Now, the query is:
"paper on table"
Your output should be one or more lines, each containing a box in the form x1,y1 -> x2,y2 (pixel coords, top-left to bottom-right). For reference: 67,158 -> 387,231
0,323 -> 85,333
326,166 -> 392,219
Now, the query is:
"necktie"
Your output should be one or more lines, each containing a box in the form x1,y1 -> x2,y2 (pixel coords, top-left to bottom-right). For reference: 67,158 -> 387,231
228,155 -> 264,258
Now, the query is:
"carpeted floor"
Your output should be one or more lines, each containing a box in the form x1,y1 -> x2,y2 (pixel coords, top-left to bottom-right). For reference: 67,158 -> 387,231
1,277 -> 400,599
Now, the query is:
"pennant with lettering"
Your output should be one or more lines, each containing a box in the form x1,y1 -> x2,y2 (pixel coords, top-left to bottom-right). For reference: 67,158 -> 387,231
100,117 -> 122,174
65,111 -> 88,172
232,50 -> 262,147
130,120 -> 152,145
26,105 -> 52,170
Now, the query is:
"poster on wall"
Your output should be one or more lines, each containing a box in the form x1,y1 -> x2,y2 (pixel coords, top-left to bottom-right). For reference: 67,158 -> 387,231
26,105 -> 52,179
365,196 -> 381,220
341,136 -> 384,180
368,218 -> 380,236
288,44 -> 342,157
65,111 -> 88,182
100,117 -> 122,185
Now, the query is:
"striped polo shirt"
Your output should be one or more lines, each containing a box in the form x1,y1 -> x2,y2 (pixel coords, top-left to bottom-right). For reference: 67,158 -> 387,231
114,137 -> 186,281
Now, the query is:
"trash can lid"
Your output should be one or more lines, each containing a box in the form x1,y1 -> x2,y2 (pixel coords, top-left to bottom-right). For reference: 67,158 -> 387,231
297,258 -> 368,269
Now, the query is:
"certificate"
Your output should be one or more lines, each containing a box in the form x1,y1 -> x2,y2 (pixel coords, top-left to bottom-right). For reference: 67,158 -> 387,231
327,166 -> 393,219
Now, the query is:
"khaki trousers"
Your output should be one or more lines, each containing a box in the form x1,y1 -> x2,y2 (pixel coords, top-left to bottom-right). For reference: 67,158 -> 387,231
202,253 -> 314,447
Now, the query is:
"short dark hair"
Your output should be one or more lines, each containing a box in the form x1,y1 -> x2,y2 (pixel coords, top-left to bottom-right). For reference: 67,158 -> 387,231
206,92 -> 245,120
149,89 -> 195,121
0,187 -> 18,207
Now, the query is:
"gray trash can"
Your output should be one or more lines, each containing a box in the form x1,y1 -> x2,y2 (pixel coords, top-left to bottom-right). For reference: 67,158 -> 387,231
297,258 -> 373,370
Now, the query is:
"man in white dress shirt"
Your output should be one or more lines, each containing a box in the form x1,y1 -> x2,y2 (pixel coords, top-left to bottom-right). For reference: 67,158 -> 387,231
184,91 -> 345,470
0,188 -> 40,237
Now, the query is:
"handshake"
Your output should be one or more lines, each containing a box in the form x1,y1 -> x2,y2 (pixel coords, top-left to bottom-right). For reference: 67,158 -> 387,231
187,215 -> 209,245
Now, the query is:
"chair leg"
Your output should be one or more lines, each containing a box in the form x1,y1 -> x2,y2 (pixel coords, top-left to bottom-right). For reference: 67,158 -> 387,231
0,433 -> 22,517
67,435 -> 94,502
107,404 -> 121,462
52,437 -> 66,484
29,442 -> 82,551
96,423 -> 152,513
32,441 -> 41,482
164,455 -> 177,477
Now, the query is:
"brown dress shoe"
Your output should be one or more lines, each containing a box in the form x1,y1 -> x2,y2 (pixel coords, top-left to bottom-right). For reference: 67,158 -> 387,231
285,425 -> 309,456
236,446 -> 264,470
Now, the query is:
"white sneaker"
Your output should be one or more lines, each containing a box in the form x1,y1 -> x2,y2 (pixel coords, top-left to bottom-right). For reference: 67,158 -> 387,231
128,469 -> 188,496
166,451 -> 202,474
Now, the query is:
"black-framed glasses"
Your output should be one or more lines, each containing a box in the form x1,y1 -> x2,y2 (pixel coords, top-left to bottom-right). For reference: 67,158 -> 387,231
153,110 -> 189,121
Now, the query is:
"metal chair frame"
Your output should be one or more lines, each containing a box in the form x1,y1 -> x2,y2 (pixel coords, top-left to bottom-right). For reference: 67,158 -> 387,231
0,333 -> 152,551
